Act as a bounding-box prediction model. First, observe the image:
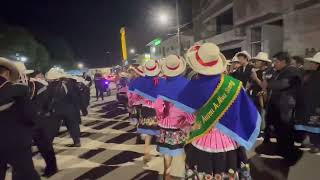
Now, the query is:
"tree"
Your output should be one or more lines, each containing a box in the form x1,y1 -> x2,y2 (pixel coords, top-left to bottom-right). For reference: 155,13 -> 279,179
0,24 -> 51,72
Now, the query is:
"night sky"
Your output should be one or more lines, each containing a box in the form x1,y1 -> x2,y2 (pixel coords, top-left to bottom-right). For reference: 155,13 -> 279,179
0,0 -> 191,67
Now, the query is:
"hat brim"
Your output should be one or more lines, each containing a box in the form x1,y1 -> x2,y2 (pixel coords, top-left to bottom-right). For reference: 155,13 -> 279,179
130,67 -> 145,77
45,72 -> 64,80
251,58 -> 272,63
305,58 -> 320,64
186,52 -> 227,76
236,52 -> 251,60
162,60 -> 186,77
0,58 -> 20,82
25,70 -> 34,74
144,63 -> 161,77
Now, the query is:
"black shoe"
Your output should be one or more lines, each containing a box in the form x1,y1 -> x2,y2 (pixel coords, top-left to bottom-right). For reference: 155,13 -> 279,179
67,143 -> 81,147
42,167 -> 58,177
310,147 -> 320,154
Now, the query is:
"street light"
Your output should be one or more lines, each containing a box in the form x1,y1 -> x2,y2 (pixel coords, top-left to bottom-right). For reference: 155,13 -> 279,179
159,13 -> 169,25
156,0 -> 181,55
78,63 -> 84,69
130,49 -> 135,54
20,56 -> 28,62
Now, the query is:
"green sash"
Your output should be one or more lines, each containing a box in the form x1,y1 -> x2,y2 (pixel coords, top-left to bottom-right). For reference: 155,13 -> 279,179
187,75 -> 242,143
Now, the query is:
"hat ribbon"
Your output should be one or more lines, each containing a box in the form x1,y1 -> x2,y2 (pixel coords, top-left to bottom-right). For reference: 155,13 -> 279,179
134,67 -> 144,74
0,80 -> 9,89
153,77 -> 159,86
195,46 -> 218,67
146,63 -> 158,71
166,62 -> 180,70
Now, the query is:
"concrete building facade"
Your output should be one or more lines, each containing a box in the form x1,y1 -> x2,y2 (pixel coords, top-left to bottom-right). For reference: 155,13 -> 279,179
192,0 -> 320,59
147,34 -> 194,60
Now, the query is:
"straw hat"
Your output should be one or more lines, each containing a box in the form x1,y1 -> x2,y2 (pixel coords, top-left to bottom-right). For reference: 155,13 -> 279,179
231,55 -> 240,63
305,52 -> 320,64
251,52 -> 272,63
45,68 -> 65,80
143,60 -> 161,77
161,55 -> 186,77
13,61 -> 34,75
0,57 -> 20,82
185,43 -> 227,76
236,51 -> 251,60
119,72 -> 129,78
129,65 -> 145,77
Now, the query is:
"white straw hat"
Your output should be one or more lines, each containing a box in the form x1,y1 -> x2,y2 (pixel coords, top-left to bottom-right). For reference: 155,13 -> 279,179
0,57 -> 20,82
231,55 -> 240,63
236,51 -> 252,60
13,61 -> 34,75
129,65 -> 145,77
45,68 -> 65,80
161,55 -> 186,77
185,43 -> 227,75
143,60 -> 161,77
251,52 -> 272,63
305,52 -> 320,64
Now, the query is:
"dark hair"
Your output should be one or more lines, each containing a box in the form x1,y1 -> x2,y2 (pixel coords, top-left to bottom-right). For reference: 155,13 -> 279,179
29,70 -> 42,78
237,53 -> 249,61
292,56 -> 304,65
261,61 -> 269,66
273,52 -> 291,64
0,65 -> 10,74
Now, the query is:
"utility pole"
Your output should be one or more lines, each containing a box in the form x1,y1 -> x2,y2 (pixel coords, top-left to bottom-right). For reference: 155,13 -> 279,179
176,0 -> 181,55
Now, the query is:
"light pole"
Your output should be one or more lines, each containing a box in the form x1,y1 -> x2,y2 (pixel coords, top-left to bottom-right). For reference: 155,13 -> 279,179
175,0 -> 181,56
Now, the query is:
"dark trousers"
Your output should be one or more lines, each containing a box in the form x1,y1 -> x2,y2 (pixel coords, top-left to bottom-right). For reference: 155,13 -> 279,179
0,148 -> 40,180
310,133 -> 320,147
266,105 -> 295,157
33,125 -> 57,171
95,87 -> 104,100
55,105 -> 81,144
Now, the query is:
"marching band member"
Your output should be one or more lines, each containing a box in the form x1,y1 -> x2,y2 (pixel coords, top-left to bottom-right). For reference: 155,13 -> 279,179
0,58 -> 40,180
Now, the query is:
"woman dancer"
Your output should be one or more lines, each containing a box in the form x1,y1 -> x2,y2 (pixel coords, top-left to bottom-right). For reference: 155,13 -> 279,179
154,55 -> 195,180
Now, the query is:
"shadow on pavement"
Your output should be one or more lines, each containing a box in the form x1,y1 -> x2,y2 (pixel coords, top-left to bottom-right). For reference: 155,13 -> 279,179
250,154 -> 289,180
95,101 -> 128,119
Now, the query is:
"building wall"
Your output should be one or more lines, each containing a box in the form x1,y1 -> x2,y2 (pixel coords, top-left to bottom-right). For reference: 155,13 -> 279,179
158,35 -> 194,58
192,0 -> 320,58
283,4 -> 320,56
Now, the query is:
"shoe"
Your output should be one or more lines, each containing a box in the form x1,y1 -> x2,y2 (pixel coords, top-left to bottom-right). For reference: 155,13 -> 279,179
42,167 -> 58,177
143,154 -> 152,164
310,147 -> 320,154
68,143 -> 81,147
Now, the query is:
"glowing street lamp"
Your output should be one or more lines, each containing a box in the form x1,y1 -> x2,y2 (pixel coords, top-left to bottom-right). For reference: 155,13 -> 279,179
130,49 -> 135,54
78,63 -> 84,69
20,56 -> 28,62
158,13 -> 169,25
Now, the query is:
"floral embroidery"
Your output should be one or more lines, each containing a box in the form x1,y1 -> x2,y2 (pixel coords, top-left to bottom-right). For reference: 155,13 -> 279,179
139,117 -> 158,127
159,129 -> 187,145
185,163 -> 251,180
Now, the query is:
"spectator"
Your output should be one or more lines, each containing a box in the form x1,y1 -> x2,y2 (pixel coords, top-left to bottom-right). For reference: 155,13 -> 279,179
261,52 -> 303,164
291,56 -> 304,70
233,51 -> 254,87
295,52 -> 320,153
94,71 -> 104,101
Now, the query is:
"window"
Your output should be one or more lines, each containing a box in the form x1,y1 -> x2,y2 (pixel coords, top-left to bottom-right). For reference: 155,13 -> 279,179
250,27 -> 262,57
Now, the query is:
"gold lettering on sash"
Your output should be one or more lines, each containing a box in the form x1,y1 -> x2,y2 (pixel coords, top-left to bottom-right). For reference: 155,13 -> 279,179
200,81 -> 236,123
